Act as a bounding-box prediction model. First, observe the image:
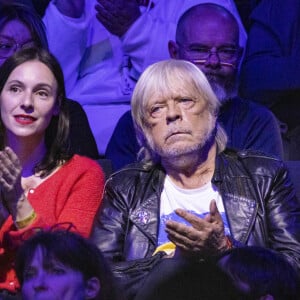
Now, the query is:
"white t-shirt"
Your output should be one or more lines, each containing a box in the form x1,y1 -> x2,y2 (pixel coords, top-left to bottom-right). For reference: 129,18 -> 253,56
158,175 -> 231,246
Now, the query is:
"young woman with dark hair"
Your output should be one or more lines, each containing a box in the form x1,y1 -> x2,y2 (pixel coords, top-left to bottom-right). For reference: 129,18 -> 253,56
0,47 -> 104,298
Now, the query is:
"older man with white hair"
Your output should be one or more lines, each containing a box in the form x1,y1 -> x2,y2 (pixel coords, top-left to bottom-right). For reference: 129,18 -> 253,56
92,59 -> 300,300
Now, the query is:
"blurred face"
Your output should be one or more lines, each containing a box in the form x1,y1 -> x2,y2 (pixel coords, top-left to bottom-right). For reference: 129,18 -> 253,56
0,19 -> 35,65
0,60 -> 59,143
22,247 -> 87,300
169,9 -> 242,102
145,84 -> 215,160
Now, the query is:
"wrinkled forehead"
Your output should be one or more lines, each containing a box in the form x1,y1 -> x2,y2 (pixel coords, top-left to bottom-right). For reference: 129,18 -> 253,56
145,72 -> 202,106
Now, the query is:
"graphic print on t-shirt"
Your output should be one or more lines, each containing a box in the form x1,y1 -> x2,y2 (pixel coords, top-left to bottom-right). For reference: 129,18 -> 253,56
158,176 -> 230,246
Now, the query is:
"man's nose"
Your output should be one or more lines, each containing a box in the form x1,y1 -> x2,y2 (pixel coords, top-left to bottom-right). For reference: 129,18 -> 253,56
204,51 -> 221,68
166,101 -> 181,123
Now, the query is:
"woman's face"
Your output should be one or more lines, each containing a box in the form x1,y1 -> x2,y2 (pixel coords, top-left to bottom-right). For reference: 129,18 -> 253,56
0,19 -> 34,66
0,60 -> 59,143
22,246 -> 88,300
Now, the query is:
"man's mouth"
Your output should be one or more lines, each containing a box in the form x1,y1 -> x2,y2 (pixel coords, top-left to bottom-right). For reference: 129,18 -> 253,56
165,130 -> 190,140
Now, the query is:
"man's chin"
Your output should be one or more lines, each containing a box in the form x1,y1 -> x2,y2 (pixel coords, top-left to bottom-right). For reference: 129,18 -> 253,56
208,80 -> 237,104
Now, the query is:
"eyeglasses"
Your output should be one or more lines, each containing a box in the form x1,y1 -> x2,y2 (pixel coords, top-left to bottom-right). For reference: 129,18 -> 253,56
178,43 -> 240,68
0,35 -> 36,58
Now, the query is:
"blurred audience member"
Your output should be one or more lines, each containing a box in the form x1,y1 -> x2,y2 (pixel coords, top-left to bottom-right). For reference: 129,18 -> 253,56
218,246 -> 300,300
106,3 -> 282,171
15,229 -> 122,300
239,0 -> 300,160
134,258 -> 241,300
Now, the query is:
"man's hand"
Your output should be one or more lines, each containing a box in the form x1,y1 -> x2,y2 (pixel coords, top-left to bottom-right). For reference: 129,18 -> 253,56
165,200 -> 228,258
95,0 -> 141,37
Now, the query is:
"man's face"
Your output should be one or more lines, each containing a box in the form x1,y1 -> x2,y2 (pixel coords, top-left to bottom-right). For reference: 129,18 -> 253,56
145,86 -> 216,160
169,11 -> 242,103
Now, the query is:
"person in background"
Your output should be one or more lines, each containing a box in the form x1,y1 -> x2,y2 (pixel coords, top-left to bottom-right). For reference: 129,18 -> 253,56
91,59 -> 300,300
239,0 -> 300,160
0,48 -> 104,299
218,246 -> 300,300
134,257 -> 242,300
15,229 -> 122,300
0,0 -> 99,159
41,0 -> 247,155
106,3 -> 282,171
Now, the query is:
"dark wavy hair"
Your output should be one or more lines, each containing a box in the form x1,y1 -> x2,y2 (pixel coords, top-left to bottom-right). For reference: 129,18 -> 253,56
0,47 -> 72,176
0,0 -> 48,50
15,230 -> 122,300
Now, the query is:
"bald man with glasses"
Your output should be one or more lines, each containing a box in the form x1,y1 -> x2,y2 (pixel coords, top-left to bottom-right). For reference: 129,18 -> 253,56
106,3 -> 283,171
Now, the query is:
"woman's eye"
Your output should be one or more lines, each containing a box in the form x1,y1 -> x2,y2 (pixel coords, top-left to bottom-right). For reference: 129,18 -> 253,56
36,90 -> 49,98
9,85 -> 21,93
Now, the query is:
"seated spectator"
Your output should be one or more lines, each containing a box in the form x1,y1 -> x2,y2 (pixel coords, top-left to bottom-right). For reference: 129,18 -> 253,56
218,246 -> 300,299
42,0 -> 247,155
15,229 -> 122,300
0,48 -> 104,298
106,3 -> 283,171
134,257 -> 241,300
0,0 -> 99,159
239,0 -> 300,159
91,59 -> 300,300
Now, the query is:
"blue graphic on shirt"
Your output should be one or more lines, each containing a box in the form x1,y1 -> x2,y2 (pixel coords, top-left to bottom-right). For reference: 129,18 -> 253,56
158,210 -> 230,246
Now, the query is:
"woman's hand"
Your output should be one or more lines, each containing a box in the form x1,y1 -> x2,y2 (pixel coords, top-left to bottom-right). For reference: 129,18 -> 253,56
0,147 -> 32,221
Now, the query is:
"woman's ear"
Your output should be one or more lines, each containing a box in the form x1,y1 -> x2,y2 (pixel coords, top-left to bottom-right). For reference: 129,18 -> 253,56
85,277 -> 100,299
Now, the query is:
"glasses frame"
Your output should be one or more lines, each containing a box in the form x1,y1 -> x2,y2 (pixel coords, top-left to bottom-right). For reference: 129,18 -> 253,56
0,35 -> 36,58
177,42 -> 242,68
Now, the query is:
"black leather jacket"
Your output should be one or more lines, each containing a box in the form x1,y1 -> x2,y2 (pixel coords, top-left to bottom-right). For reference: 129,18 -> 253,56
91,149 -> 300,291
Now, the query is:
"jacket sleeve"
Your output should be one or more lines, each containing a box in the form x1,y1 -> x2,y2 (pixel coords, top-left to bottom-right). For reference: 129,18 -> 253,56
265,162 -> 300,271
91,175 -> 163,299
91,177 -> 130,262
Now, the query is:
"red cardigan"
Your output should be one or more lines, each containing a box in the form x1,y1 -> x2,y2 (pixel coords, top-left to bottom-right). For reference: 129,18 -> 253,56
0,155 -> 105,292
